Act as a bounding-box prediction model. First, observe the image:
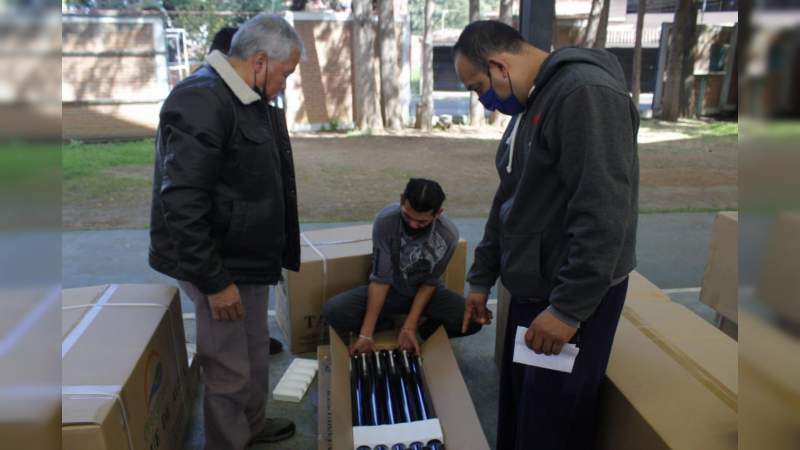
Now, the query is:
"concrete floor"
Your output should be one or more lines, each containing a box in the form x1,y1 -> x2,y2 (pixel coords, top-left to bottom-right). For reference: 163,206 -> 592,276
61,213 -> 722,450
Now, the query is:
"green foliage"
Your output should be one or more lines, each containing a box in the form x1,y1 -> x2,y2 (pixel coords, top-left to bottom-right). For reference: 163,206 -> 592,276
408,0 -> 501,34
63,139 -> 154,180
64,0 -> 287,60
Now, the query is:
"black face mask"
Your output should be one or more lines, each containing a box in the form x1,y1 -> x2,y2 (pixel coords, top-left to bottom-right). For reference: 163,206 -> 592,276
402,218 -> 430,237
253,65 -> 269,101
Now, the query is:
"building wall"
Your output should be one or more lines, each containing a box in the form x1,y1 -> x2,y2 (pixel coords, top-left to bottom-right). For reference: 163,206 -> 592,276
285,11 -> 411,131
62,12 -> 411,139
62,15 -> 168,141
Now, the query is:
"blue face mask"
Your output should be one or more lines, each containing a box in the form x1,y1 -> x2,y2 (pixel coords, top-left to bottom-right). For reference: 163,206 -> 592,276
478,68 -> 525,116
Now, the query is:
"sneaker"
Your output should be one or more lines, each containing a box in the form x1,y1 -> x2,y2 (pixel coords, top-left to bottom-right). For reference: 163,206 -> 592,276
269,338 -> 283,355
248,418 -> 295,445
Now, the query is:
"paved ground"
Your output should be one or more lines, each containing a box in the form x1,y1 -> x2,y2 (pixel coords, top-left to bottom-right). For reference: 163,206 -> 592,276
62,213 -> 722,450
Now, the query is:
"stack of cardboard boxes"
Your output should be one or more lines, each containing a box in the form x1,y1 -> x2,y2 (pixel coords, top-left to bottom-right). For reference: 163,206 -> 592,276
61,284 -> 198,450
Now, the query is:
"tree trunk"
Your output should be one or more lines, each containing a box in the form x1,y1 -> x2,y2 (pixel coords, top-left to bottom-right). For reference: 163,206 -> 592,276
582,0 -> 600,47
352,0 -> 383,131
499,0 -> 513,24
631,0 -> 646,107
488,0 -> 514,126
378,0 -> 402,130
660,0 -> 693,121
593,0 -> 611,48
468,0 -> 483,127
415,0 -> 435,131
678,1 -> 698,117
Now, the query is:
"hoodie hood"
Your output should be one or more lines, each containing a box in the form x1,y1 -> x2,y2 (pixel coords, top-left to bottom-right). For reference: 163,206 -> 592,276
527,47 -> 628,105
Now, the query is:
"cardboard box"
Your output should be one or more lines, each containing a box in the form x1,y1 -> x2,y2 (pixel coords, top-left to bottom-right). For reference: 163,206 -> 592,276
185,343 -> 201,414
700,211 -> 739,323
494,271 -> 671,368
276,224 -> 468,354
757,212 -> 800,324
596,296 -> 738,450
739,311 -> 800,450
62,284 -> 191,450
0,289 -> 61,450
318,327 -> 490,450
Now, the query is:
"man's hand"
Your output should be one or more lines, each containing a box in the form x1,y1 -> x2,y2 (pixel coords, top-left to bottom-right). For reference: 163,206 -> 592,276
349,335 -> 375,356
208,284 -> 244,321
525,309 -> 578,355
462,292 -> 493,333
397,327 -> 421,355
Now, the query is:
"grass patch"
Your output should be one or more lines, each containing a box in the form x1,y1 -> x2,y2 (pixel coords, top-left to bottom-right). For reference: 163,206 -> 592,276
63,139 -> 154,180
694,121 -> 738,137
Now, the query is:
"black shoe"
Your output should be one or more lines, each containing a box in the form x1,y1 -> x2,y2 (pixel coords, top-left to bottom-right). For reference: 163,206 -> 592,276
269,338 -> 283,355
249,417 -> 295,445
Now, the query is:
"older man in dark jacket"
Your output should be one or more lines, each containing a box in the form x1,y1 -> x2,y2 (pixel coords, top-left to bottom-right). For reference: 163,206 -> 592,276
149,13 -> 303,450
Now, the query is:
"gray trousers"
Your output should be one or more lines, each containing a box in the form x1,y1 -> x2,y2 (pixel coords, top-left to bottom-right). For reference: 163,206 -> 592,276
322,285 -> 481,340
180,281 -> 270,450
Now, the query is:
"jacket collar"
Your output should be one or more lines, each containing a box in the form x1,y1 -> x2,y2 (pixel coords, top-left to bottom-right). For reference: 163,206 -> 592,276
206,50 -> 261,105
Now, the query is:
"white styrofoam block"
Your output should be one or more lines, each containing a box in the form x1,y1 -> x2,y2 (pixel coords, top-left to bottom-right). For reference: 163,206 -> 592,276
273,385 -> 306,402
352,418 -> 443,449
272,358 -> 318,403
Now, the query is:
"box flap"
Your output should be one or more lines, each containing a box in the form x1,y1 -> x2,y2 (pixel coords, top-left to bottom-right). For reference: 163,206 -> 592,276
300,225 -> 373,262
624,297 -> 738,396
62,392 -> 117,426
603,310 -> 738,450
627,271 -> 670,302
758,212 -> 800,323
700,211 -> 738,322
329,328 -> 355,450
420,328 -> 490,450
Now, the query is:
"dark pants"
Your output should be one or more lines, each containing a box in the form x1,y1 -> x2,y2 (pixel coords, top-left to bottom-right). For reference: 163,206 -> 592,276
497,278 -> 629,450
179,282 -> 270,450
322,284 -> 482,340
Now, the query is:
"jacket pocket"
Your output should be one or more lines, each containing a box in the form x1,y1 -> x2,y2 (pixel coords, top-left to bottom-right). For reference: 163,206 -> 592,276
500,232 -> 547,298
222,200 -> 247,252
234,122 -> 275,175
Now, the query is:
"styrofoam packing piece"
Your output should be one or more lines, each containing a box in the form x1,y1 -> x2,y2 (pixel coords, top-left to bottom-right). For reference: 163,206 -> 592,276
352,418 -> 444,449
273,386 -> 306,403
272,358 -> 318,403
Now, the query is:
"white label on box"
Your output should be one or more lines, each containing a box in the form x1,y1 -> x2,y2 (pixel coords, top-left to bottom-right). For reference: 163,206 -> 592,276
352,418 -> 443,450
512,326 -> 579,373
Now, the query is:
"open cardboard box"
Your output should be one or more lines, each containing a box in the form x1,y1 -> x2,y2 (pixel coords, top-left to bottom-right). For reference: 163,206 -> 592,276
318,327 -> 489,450
276,224 -> 468,354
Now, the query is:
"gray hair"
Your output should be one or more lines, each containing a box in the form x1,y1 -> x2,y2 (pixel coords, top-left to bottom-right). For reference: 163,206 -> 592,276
229,13 -> 305,62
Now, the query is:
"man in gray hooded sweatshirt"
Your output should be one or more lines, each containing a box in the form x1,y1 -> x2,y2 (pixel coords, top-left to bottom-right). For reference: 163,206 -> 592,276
455,21 -> 639,450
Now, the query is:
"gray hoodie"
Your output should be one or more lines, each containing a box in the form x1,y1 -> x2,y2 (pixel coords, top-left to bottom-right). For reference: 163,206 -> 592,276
467,47 -> 640,325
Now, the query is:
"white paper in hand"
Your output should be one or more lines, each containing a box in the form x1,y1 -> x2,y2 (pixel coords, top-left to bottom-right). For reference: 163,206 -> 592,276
512,326 -> 580,373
